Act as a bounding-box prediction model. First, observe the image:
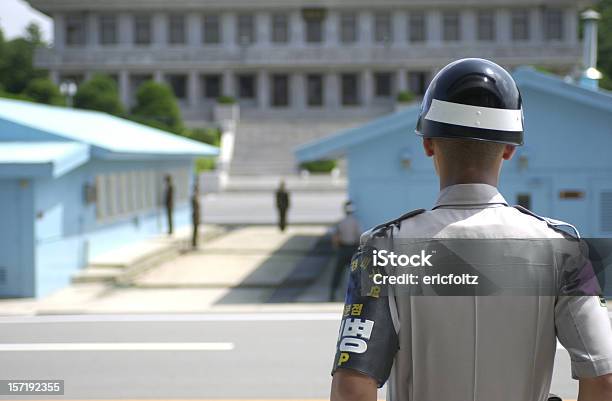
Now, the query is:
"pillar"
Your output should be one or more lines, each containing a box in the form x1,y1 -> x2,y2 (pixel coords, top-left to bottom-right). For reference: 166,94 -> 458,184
153,12 -> 167,47
53,13 -> 65,51
188,70 -> 200,107
426,10 -> 442,45
258,70 -> 269,109
361,69 -> 373,106
119,70 -> 130,107
222,12 -> 236,47
187,13 -> 201,46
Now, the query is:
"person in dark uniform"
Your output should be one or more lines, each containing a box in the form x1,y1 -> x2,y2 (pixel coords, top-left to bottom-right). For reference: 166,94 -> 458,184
164,174 -> 174,236
275,180 -> 290,232
329,201 -> 361,301
191,179 -> 201,249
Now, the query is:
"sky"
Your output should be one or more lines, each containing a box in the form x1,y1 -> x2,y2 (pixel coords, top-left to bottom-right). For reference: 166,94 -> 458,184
0,0 -> 52,42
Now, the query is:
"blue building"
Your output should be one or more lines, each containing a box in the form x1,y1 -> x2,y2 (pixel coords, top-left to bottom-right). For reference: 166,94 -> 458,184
296,67 -> 612,237
0,98 -> 218,298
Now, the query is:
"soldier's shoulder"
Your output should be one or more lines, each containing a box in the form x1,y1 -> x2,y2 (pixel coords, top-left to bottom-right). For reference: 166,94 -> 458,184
512,205 -> 580,239
360,208 -> 426,246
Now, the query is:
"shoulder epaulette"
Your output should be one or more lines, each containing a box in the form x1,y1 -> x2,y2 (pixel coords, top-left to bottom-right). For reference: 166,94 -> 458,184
513,205 -> 580,239
360,209 -> 426,246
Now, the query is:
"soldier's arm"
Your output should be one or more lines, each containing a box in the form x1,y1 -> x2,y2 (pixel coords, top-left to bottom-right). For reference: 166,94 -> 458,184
578,373 -> 612,401
331,369 -> 377,401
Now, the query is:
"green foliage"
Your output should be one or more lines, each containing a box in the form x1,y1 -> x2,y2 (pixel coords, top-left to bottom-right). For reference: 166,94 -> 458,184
131,81 -> 183,133
184,127 -> 221,146
0,90 -> 33,102
74,73 -> 124,115
195,157 -> 216,172
396,90 -> 416,103
23,78 -> 65,105
0,24 -> 47,95
596,1 -> 612,88
300,159 -> 337,173
217,95 -> 236,104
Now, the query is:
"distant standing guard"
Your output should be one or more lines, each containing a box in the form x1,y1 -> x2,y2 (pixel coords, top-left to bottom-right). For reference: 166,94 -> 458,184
191,179 -> 201,249
164,174 -> 174,236
275,180 -> 290,231
329,201 -> 361,301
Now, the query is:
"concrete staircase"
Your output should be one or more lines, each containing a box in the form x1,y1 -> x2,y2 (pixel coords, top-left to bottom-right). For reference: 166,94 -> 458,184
229,117 -> 371,176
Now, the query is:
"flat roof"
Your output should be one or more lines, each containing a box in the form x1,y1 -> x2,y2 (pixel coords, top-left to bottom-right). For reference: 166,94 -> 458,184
0,142 -> 90,178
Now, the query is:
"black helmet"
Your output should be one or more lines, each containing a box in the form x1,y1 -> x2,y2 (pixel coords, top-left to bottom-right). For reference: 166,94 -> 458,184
416,58 -> 524,146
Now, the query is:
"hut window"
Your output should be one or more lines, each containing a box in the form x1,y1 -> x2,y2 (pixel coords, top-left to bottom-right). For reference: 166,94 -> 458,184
516,193 -> 531,210
559,190 -> 585,200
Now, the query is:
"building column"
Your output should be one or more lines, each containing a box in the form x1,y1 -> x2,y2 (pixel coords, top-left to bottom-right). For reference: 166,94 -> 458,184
361,69 -> 373,106
461,10 -> 476,43
397,68 -> 408,92
426,10 -> 442,45
49,70 -> 60,85
187,13 -> 201,46
154,70 -> 164,83
153,12 -> 167,47
496,9 -> 511,44
119,12 -> 133,47
325,73 -> 339,109
222,70 -> 234,97
222,12 -> 236,47
256,12 -> 270,47
87,12 -> 99,47
325,10 -> 338,47
188,70 -> 200,108
529,8 -> 542,43
289,11 -> 303,46
291,73 -> 305,110
393,11 -> 406,45
53,13 -> 65,51
358,10 -> 373,45
119,70 -> 130,107
258,70 -> 269,109
565,7 -> 578,45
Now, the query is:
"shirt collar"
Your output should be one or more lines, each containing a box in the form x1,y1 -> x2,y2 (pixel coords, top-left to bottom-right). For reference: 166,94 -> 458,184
433,183 -> 508,209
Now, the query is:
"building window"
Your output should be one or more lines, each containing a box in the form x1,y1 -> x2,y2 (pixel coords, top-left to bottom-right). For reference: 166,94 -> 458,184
203,74 -> 221,99
168,14 -> 186,44
544,9 -> 563,41
65,13 -> 87,46
600,192 -> 612,233
516,193 -> 531,210
511,9 -> 530,41
99,14 -> 118,45
303,9 -> 326,43
442,11 -> 461,42
340,12 -> 357,43
341,73 -> 360,106
203,14 -> 221,44
237,13 -> 255,45
271,13 -> 289,43
374,12 -> 392,43
306,74 -> 323,106
477,10 -> 495,41
166,74 -> 187,99
134,14 -> 152,45
271,74 -> 289,107
408,71 -> 428,96
237,74 -> 256,99
374,72 -> 393,97
408,11 -> 426,43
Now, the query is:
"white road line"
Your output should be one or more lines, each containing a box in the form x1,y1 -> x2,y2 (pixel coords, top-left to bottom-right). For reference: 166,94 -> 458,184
0,312 -> 341,324
0,342 -> 234,351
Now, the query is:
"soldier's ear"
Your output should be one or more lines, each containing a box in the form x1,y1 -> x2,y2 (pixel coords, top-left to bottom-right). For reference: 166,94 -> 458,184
502,145 -> 516,161
422,138 -> 435,157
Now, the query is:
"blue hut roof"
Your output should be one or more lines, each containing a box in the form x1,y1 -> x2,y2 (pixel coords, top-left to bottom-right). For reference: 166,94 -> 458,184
295,67 -> 612,162
0,142 -> 89,178
0,98 -> 219,159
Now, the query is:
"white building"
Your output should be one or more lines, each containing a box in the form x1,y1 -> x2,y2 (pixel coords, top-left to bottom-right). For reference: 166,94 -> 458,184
29,0 -> 592,174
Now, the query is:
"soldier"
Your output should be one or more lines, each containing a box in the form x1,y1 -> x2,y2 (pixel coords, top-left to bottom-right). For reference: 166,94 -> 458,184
191,179 -> 201,249
164,174 -> 174,236
329,201 -> 362,301
330,59 -> 612,401
275,180 -> 290,232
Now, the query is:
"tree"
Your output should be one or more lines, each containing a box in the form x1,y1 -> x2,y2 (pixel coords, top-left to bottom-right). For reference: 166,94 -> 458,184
595,0 -> 612,91
131,81 -> 183,133
0,23 -> 46,94
23,78 -> 64,105
73,73 -> 124,115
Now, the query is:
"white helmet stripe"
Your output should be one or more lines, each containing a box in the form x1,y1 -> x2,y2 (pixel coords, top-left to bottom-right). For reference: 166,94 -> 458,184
424,99 -> 523,132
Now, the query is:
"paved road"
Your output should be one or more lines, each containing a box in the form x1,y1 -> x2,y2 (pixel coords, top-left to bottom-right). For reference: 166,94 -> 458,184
0,313 -> 581,400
